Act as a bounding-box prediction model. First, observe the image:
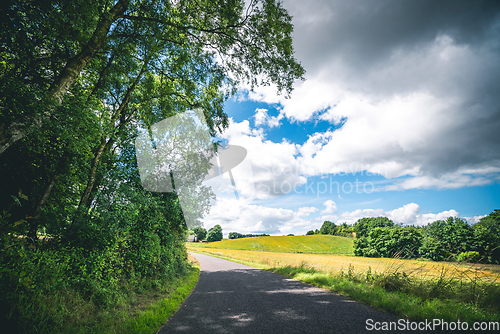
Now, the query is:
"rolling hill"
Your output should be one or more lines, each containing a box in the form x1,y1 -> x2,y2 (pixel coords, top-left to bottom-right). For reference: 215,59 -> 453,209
188,234 -> 353,255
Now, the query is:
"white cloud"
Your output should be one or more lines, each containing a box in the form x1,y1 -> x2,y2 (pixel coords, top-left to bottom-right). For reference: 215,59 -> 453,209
331,203 -> 460,226
414,210 -> 460,226
297,206 -> 319,217
202,197 -> 318,235
464,215 -> 487,225
385,174 -> 495,191
233,1 -> 500,189
221,118 -> 306,199
254,108 -> 283,128
321,200 -> 337,214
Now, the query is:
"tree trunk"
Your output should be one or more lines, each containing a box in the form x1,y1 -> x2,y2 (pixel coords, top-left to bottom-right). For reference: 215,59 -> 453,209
86,52 -> 117,104
78,54 -> 152,208
48,0 -> 130,104
79,138 -> 108,209
0,0 -> 130,155
27,176 -> 58,245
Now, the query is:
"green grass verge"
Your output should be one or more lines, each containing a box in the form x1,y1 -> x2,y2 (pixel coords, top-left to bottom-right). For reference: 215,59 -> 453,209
117,263 -> 199,334
192,235 -> 353,254
190,250 -> 500,324
15,260 -> 201,334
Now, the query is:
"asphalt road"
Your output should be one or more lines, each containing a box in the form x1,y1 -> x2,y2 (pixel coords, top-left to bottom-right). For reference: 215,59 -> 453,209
158,253 -> 425,334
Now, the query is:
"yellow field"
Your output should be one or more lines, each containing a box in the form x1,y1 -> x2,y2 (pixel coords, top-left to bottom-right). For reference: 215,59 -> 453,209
187,246 -> 500,282
189,235 -> 353,254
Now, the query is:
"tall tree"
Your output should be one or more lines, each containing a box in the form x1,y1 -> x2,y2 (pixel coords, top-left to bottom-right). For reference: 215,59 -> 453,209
207,224 -> 223,242
1,0 -> 305,155
473,210 -> 500,263
1,0 -> 304,242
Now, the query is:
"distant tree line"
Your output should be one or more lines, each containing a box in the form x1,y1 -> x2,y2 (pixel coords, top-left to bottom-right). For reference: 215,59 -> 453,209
310,210 -> 500,264
228,232 -> 270,239
306,221 -> 355,238
190,225 -> 223,242
191,227 -> 207,241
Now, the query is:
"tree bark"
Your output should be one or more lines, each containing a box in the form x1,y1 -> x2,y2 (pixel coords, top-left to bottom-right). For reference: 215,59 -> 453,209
78,53 -> 152,208
47,0 -> 130,104
86,52 -> 117,104
0,0 -> 130,155
27,176 -> 58,245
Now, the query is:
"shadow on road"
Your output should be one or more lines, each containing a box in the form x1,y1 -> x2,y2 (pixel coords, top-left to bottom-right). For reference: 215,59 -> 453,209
158,253 -> 430,333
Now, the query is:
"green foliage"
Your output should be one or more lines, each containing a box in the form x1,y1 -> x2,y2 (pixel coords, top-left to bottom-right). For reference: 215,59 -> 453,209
228,232 -> 270,239
352,217 -> 395,238
306,230 -> 315,235
206,225 -> 223,242
456,251 -> 481,263
0,1 -> 303,331
192,227 -> 207,241
319,221 -> 335,234
0,185 -> 189,331
351,213 -> 500,264
354,226 -> 422,258
419,217 -> 475,261
418,236 -> 451,262
473,210 -> 500,264
332,222 -> 354,238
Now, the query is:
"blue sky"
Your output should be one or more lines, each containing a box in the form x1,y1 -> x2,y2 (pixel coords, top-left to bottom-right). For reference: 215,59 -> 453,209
201,0 -> 500,235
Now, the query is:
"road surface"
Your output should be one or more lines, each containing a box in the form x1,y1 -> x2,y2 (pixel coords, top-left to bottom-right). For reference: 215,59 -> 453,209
158,252 -> 423,333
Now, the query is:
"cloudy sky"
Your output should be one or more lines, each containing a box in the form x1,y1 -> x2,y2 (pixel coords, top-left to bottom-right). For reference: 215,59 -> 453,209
201,0 -> 500,236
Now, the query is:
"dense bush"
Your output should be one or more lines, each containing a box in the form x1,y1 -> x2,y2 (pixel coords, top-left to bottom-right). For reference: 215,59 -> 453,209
207,225 -> 223,242
0,184 -> 189,332
352,217 -> 395,238
318,221 -> 354,238
457,251 -> 481,263
472,210 -> 500,264
319,221 -> 335,235
192,227 -> 207,241
354,226 -> 422,258
351,212 -> 500,263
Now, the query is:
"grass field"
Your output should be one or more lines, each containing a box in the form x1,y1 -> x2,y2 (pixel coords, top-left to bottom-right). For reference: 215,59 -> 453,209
187,246 -> 500,281
190,235 -> 353,254
188,235 -> 500,323
188,235 -> 499,280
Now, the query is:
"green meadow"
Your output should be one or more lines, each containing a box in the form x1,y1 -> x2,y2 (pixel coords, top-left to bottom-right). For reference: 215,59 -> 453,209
190,235 -> 354,255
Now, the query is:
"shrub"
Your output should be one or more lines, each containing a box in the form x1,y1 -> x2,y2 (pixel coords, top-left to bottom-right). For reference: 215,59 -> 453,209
193,227 -> 207,241
457,251 -> 480,263
207,225 -> 223,242
354,226 -> 422,258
